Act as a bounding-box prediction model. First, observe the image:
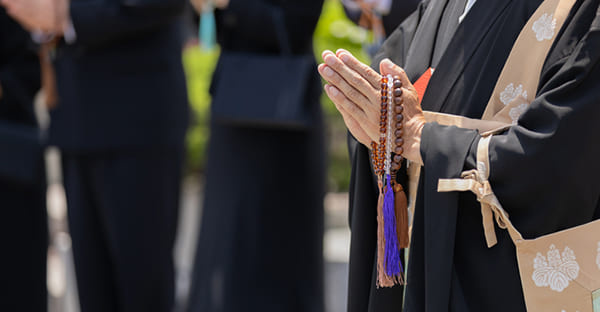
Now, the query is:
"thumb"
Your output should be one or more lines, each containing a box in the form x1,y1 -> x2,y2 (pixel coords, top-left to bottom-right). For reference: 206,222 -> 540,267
379,58 -> 413,90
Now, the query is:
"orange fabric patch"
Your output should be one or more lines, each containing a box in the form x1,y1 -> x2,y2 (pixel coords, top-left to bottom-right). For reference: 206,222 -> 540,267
413,68 -> 434,104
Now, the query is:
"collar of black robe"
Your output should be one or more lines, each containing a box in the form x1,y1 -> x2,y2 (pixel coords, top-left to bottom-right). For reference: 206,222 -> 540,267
414,0 -> 514,113
402,0 -> 517,310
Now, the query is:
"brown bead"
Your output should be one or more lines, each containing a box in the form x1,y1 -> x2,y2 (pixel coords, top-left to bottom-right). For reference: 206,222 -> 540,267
381,108 -> 388,114
380,102 -> 388,108
382,77 -> 388,83
395,138 -> 404,146
381,95 -> 388,102
395,114 -> 404,122
393,88 -> 403,97
395,146 -> 404,154
395,129 -> 403,137
394,96 -> 403,105
391,163 -> 400,170
379,137 -> 385,143
394,105 -> 404,113
381,82 -> 388,89
393,80 -> 402,89
394,154 -> 403,163
379,121 -> 386,127
396,122 -> 403,129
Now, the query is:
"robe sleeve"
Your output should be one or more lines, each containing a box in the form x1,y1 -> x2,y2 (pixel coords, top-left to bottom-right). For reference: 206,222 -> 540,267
68,0 -> 186,47
420,16 -> 600,236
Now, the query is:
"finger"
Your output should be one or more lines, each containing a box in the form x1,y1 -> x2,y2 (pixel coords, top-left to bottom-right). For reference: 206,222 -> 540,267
324,84 -> 379,143
325,85 -> 374,146
318,63 -> 378,122
379,58 -> 416,92
336,49 -> 381,90
0,0 -> 15,7
322,51 -> 380,107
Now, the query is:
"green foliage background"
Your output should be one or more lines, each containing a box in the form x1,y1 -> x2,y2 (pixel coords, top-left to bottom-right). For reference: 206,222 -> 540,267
182,0 -> 372,192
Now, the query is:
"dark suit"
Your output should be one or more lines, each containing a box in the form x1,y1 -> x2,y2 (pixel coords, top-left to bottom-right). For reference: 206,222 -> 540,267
0,9 -> 47,312
49,0 -> 189,310
348,0 -> 600,311
186,1 -> 326,311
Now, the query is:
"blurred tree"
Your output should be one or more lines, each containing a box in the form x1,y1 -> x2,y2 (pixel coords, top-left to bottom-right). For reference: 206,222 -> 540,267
182,46 -> 219,174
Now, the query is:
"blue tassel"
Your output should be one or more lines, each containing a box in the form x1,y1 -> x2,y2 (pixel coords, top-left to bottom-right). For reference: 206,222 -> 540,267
383,174 -> 402,277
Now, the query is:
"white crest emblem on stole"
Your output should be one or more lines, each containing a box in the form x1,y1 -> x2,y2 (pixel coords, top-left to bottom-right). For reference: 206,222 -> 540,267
531,244 -> 580,292
532,13 -> 557,41
509,103 -> 529,124
500,83 -> 528,106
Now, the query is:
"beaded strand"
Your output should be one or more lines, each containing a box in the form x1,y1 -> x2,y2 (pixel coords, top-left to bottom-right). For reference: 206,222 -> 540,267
372,74 -> 408,288
390,76 -> 404,178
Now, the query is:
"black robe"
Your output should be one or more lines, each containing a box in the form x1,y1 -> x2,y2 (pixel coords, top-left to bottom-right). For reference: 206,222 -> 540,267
347,0 -> 600,311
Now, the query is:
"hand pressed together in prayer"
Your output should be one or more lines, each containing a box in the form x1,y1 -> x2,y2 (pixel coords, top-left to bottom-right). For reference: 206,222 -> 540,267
318,49 -> 426,164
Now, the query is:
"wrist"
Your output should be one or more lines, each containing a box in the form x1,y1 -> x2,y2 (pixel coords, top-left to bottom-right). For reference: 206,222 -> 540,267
404,117 -> 425,165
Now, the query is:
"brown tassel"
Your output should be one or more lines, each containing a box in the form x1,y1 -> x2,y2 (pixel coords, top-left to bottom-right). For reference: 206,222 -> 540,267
393,182 -> 409,249
376,180 -> 396,288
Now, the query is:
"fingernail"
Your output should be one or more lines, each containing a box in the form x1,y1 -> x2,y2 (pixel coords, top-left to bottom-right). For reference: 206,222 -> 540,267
324,55 -> 335,66
330,87 -> 339,97
382,58 -> 393,69
322,50 -> 332,59
324,67 -> 334,77
340,53 -> 350,63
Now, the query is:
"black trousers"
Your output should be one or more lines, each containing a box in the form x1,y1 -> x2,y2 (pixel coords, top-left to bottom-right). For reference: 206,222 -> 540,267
63,148 -> 183,312
0,177 -> 47,312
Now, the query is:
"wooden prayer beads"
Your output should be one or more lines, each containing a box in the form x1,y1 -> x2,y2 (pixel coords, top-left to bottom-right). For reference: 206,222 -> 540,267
373,76 -> 389,176
390,77 -> 404,175
371,74 -> 409,288
371,75 -> 405,180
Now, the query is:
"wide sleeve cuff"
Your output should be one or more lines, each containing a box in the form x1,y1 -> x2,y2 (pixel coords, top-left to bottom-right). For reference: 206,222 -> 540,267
420,122 -> 480,179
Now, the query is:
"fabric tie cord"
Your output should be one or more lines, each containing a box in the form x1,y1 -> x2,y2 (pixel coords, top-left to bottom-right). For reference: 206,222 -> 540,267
437,136 -> 523,247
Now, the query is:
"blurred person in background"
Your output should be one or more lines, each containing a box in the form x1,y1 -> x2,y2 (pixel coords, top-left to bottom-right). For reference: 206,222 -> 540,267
2,0 -> 190,310
0,8 -> 46,312
342,0 -> 420,50
185,0 -> 326,311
